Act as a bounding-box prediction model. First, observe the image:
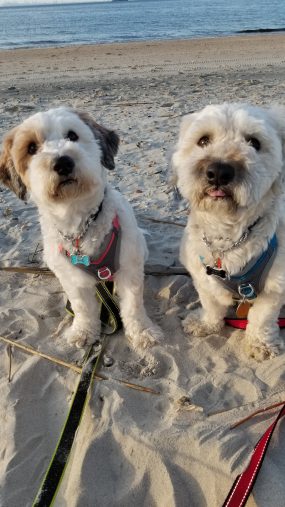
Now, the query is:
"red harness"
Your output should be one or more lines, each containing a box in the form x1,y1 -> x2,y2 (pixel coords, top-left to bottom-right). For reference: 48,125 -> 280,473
225,317 -> 285,329
59,215 -> 121,281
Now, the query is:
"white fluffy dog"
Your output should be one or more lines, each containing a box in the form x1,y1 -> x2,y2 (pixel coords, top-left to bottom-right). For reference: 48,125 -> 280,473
172,103 -> 285,360
0,107 -> 162,350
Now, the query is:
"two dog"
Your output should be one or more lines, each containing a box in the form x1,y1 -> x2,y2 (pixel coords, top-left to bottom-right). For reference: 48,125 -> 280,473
1,103 -> 285,360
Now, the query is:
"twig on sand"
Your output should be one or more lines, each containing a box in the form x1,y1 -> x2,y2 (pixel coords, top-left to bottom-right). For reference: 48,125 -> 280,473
145,265 -> 188,276
0,335 -> 82,373
143,216 -> 186,227
0,266 -> 53,275
0,335 -> 159,395
0,264 -> 189,277
230,400 -> 285,430
113,101 -> 152,107
7,345 -> 12,382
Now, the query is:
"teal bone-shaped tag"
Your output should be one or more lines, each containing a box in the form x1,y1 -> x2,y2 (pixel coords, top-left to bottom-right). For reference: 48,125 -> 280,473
71,254 -> 90,266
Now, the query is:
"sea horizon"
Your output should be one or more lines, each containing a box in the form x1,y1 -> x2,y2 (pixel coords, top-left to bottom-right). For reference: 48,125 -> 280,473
0,0 -> 284,50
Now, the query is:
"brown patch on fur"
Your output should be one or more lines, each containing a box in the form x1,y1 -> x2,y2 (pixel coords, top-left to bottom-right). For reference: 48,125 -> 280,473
0,128 -> 27,200
75,110 -> 120,170
11,125 -> 44,182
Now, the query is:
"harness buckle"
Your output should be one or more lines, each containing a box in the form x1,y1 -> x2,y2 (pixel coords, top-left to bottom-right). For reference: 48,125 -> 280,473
238,283 -> 256,300
97,266 -> 112,280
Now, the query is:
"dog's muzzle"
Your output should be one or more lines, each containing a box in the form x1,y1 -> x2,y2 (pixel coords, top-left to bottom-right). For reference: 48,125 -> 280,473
53,155 -> 75,177
206,161 -> 235,187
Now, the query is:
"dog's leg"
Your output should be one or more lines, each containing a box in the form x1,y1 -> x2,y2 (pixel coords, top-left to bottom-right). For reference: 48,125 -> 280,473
182,285 -> 230,337
115,271 -> 163,350
244,293 -> 284,360
64,287 -> 101,348
53,266 -> 101,348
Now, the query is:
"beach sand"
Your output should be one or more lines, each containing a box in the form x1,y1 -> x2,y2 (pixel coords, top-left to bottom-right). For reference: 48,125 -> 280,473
1,34 -> 285,507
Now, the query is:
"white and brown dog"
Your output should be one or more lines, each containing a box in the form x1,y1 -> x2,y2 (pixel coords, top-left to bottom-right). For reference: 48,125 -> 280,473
172,103 -> 285,360
0,107 -> 162,350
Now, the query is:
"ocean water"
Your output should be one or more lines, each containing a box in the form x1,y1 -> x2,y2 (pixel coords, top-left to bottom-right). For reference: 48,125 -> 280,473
0,0 -> 284,50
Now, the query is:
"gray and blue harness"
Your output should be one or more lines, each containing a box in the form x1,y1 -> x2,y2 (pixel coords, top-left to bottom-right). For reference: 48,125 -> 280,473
202,234 -> 278,301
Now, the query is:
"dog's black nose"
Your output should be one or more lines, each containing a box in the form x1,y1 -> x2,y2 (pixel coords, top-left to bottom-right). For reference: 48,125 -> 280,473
206,162 -> 235,186
53,155 -> 75,176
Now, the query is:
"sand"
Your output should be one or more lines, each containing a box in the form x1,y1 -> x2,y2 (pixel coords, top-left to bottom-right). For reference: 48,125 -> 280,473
0,34 -> 285,507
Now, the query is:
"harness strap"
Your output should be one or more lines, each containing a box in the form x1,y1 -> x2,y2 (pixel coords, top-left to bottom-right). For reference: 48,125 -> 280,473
62,215 -> 122,333
223,402 -> 285,507
60,216 -> 121,282
219,235 -> 277,299
225,317 -> 285,329
66,281 -> 122,334
202,234 -> 277,300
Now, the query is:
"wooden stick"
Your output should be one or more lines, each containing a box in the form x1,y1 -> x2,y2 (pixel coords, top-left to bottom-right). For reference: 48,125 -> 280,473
230,400 -> 285,430
0,266 -> 53,275
208,389 -> 285,418
143,216 -> 186,227
145,265 -> 188,276
0,335 -> 159,395
113,101 -> 152,107
7,345 -> 12,382
0,335 -> 82,373
0,265 -> 188,277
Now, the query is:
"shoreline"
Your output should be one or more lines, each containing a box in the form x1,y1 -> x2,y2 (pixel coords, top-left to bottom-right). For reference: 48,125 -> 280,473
0,34 -> 285,90
1,30 -> 285,52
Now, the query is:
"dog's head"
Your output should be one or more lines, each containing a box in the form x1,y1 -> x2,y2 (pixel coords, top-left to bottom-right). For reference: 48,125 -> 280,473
172,103 -> 285,216
0,107 -> 119,204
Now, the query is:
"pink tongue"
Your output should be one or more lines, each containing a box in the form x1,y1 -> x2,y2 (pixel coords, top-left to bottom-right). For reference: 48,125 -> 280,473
208,189 -> 226,197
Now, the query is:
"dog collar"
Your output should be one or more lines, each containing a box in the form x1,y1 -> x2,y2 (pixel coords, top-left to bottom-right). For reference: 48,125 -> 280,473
202,217 -> 261,257
200,234 -> 278,302
57,198 -> 104,246
59,215 -> 121,281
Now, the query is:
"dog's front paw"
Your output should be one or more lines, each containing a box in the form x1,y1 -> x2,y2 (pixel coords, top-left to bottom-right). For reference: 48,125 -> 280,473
128,323 -> 163,350
182,314 -> 224,337
65,324 -> 100,349
244,335 -> 282,361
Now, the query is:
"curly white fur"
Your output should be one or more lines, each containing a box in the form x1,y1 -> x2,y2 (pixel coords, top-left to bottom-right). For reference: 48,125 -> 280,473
172,103 -> 285,360
0,107 -> 162,350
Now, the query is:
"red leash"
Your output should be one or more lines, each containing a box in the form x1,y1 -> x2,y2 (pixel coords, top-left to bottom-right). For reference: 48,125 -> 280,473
222,402 -> 285,507
225,317 -> 285,330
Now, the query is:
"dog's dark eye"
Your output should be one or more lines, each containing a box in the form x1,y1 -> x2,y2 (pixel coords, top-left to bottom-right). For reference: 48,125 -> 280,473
28,142 -> 37,155
66,130 -> 79,142
246,137 -> 261,151
197,136 -> 211,147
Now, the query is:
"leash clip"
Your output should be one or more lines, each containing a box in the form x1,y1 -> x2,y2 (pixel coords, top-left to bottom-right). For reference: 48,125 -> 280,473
238,282 -> 256,300
97,266 -> 112,280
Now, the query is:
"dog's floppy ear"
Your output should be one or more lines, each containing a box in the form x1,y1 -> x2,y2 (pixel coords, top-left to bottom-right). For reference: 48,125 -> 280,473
0,129 -> 27,200
76,111 -> 120,170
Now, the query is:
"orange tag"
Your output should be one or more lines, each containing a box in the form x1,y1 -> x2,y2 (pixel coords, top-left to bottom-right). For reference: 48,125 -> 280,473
236,301 -> 251,318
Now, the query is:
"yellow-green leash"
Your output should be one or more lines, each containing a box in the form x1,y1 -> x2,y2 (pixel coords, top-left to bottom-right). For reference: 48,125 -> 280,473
32,342 -> 102,507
